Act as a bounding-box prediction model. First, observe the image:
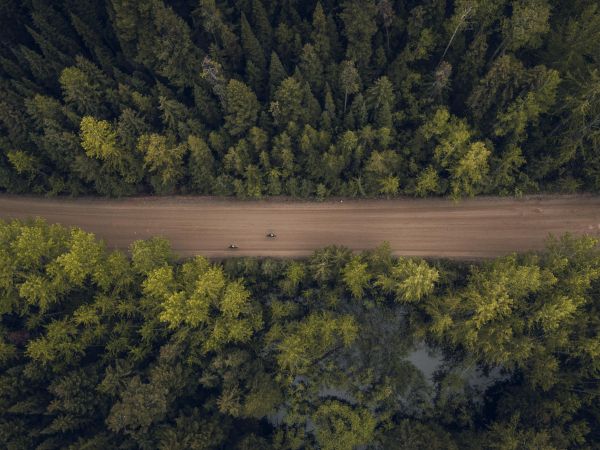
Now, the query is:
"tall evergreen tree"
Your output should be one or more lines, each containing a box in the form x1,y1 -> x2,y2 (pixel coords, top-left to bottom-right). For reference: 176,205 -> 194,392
268,51 -> 287,98
241,12 -> 267,96
340,0 -> 378,71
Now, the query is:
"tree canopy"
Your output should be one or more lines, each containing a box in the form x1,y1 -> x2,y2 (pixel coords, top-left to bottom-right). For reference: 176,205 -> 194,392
1,219 -> 598,448
1,0 -> 600,198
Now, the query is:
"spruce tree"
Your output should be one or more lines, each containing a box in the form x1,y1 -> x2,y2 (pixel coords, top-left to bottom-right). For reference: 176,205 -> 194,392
268,51 -> 287,98
241,12 -> 267,96
252,0 -> 273,53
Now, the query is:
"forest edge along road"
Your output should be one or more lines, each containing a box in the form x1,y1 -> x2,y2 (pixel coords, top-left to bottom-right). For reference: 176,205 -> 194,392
2,194 -> 598,259
0,194 -> 599,259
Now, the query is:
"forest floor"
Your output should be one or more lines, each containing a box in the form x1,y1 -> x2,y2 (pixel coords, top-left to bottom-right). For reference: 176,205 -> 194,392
1,194 -> 599,259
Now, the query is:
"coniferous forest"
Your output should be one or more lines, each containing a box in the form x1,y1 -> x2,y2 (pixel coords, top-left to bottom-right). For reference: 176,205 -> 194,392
0,219 -> 599,448
1,0 -> 599,198
1,1 -> 600,449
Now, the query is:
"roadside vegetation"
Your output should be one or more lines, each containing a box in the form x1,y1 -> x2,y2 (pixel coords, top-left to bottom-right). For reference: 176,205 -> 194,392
1,0 -> 599,198
1,219 -> 598,448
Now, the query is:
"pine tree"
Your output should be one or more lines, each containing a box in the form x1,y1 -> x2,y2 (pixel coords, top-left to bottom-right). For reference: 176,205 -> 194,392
187,135 -> 216,193
79,116 -> 121,166
376,258 -> 439,302
339,60 -> 360,114
340,0 -> 378,69
59,57 -> 113,117
223,80 -> 260,137
195,0 -> 223,43
321,83 -> 337,130
299,44 -> 324,96
158,96 -> 190,137
270,77 -> 303,126
313,401 -> 377,450
417,108 -> 492,199
302,81 -> 322,127
365,76 -> 395,128
500,0 -> 551,53
241,12 -> 267,95
136,134 -> 187,193
272,312 -> 358,376
349,93 -> 368,129
252,0 -> 272,53
342,256 -> 371,298
376,0 -> 395,51
268,51 -> 287,99
311,2 -> 331,60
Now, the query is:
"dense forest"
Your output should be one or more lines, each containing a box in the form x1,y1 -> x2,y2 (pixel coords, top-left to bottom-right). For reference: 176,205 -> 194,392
1,0 -> 599,198
0,219 -> 598,448
2,1 -> 599,448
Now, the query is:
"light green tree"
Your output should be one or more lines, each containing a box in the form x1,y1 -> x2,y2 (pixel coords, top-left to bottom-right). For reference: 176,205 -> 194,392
419,108 -> 492,199
376,257 -> 439,302
80,116 -> 121,164
339,60 -> 360,113
501,0 -> 551,52
7,151 -> 38,179
313,400 -> 377,450
131,236 -> 173,275
270,77 -> 303,125
270,312 -> 358,376
223,80 -> 260,137
137,133 -> 187,191
52,228 -> 104,287
379,175 -> 399,196
415,166 -> 440,197
157,257 -> 263,353
281,261 -> 306,295
342,256 -> 371,298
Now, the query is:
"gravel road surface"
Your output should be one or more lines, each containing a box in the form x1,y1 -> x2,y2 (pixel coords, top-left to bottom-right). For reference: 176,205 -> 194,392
1,195 -> 599,259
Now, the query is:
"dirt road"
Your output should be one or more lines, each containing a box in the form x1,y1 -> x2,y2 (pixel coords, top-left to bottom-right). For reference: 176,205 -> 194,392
1,194 -> 599,259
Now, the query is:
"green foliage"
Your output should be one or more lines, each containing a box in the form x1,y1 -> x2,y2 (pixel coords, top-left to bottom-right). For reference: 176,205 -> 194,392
417,108 -> 492,198
272,312 -> 358,376
137,133 -> 186,192
0,220 -> 599,448
7,150 -> 38,177
131,236 -> 173,275
241,12 -> 266,94
268,51 -> 287,97
312,400 -> 377,450
80,116 -> 120,162
223,80 -> 260,137
376,258 -> 439,303
415,165 -> 440,197
501,0 -> 551,52
157,408 -> 227,450
339,60 -> 360,114
342,256 -> 371,298
0,0 -> 597,198
158,257 -> 263,353
270,77 -> 304,126
59,58 -> 112,117
54,228 -> 104,286
340,0 -> 377,68
365,76 -> 395,128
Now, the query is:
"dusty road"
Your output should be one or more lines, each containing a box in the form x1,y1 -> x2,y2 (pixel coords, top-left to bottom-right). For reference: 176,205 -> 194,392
0,195 -> 599,259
